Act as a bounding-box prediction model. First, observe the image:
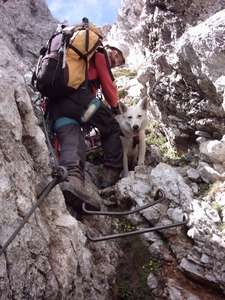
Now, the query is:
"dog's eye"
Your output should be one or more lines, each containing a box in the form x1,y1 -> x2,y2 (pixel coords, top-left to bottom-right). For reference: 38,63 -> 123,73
128,116 -> 132,119
137,115 -> 142,118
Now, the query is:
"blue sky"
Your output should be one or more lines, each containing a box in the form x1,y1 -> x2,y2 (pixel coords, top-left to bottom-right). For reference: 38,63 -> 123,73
45,0 -> 121,26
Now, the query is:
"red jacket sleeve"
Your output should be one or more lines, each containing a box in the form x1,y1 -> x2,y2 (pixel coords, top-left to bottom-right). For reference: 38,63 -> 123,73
88,52 -> 119,107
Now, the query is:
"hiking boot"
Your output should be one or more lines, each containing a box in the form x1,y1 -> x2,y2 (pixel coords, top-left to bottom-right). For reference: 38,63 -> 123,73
101,168 -> 121,189
61,176 -> 100,212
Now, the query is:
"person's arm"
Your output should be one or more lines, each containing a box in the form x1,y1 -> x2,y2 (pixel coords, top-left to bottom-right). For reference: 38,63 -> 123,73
95,53 -> 119,107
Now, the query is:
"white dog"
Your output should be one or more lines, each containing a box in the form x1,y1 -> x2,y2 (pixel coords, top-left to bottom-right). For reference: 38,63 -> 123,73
115,98 -> 149,177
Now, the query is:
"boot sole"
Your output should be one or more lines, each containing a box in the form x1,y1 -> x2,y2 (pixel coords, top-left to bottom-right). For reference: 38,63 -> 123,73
62,189 -> 100,213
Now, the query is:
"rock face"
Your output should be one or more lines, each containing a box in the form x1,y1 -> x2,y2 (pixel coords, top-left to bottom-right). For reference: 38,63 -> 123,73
110,1 -> 225,153
0,0 -> 58,72
115,165 -> 225,298
0,0 -> 225,299
0,35 -> 120,300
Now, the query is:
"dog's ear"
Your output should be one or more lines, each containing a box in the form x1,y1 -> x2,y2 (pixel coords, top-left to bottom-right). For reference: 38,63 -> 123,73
118,101 -> 128,114
139,97 -> 148,111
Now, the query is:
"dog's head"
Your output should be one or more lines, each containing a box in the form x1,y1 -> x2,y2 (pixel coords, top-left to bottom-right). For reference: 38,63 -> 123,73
118,98 -> 149,136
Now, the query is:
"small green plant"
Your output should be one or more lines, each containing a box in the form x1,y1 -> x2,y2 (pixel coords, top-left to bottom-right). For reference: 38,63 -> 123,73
198,182 -> 211,196
145,121 -> 166,147
117,234 -> 161,300
113,68 -> 138,79
118,280 -> 136,300
208,181 -> 223,200
145,121 -> 173,160
145,121 -> 193,163
86,147 -> 104,165
121,219 -> 137,232
189,162 -> 198,169
118,88 -> 128,99
141,258 -> 162,275
212,202 -> 223,214
221,222 -> 225,230
118,276 -> 154,300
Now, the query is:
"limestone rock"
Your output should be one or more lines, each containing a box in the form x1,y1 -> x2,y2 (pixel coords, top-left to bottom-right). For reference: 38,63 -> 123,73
1,0 -> 225,299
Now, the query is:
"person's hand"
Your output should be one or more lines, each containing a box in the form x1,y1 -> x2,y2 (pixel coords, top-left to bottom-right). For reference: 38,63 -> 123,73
111,104 -> 120,115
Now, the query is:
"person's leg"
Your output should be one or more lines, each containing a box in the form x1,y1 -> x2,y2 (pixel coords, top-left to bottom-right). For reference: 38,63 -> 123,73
49,89 -> 101,211
56,123 -> 100,211
50,89 -> 123,189
88,103 -> 123,188
57,123 -> 86,180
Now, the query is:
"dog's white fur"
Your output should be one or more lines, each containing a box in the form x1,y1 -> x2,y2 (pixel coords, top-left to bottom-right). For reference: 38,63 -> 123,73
115,98 -> 149,177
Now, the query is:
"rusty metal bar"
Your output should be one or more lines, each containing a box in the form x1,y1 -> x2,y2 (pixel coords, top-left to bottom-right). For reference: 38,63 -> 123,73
86,214 -> 189,242
82,188 -> 166,216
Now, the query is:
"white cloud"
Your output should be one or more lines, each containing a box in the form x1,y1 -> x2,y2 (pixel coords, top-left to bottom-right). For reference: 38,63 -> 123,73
46,0 -> 121,26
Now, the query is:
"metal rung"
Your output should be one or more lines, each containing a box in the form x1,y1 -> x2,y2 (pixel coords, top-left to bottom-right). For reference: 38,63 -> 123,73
86,214 -> 189,242
82,189 -> 166,216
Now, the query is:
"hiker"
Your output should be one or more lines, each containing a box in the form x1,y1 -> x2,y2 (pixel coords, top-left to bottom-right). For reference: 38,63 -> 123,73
49,40 -> 130,212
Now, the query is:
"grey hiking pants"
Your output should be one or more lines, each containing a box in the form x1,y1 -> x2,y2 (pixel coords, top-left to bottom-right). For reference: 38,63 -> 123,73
49,87 -> 123,180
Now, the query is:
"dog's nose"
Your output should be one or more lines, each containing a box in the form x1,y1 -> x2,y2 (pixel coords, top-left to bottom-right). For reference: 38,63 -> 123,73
133,125 -> 139,130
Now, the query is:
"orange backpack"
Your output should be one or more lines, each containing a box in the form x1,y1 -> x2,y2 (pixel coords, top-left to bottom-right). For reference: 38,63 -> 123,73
32,18 -> 102,98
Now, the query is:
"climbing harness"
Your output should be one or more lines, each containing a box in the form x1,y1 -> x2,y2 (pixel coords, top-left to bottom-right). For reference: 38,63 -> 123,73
83,189 -> 189,242
39,95 -> 101,155
120,131 -> 139,149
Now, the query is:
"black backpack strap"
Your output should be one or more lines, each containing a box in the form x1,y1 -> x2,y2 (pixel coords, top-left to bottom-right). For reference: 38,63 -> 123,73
52,30 -> 74,85
83,17 -> 89,52
95,45 -> 115,82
